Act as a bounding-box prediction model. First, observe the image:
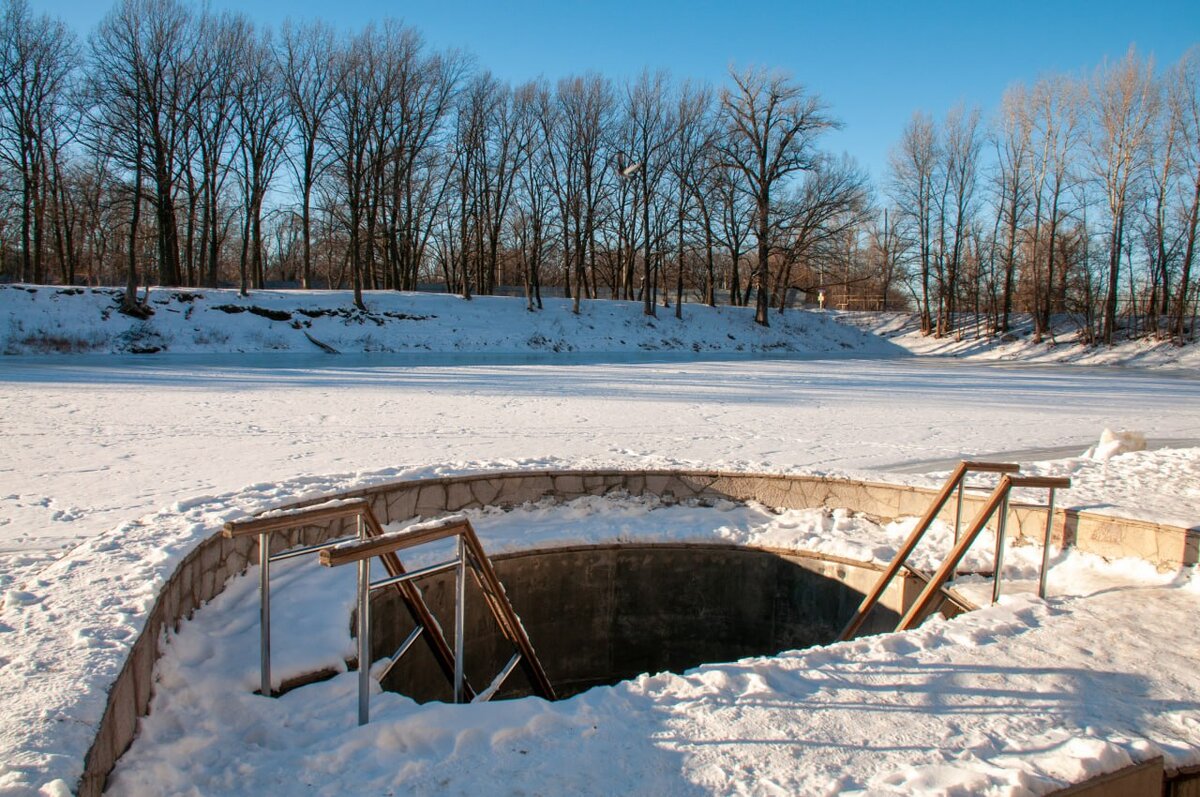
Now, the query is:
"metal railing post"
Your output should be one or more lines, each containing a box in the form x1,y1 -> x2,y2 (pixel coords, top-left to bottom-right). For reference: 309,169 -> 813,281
953,481 -> 964,542
259,531 -> 271,698
837,462 -> 1019,642
991,489 -> 1012,604
1038,488 -> 1058,599
357,556 -> 370,726
951,480 -> 965,581
454,534 -> 466,703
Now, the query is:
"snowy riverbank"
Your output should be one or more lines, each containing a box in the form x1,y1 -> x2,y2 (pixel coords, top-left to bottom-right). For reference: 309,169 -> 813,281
836,310 -> 1200,370
0,285 -> 901,358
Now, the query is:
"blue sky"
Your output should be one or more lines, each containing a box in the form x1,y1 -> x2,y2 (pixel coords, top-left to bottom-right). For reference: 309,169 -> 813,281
31,0 -> 1200,181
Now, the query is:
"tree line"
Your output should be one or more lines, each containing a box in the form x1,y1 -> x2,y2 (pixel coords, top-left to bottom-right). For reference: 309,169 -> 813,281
890,51 -> 1200,345
0,0 -> 1197,343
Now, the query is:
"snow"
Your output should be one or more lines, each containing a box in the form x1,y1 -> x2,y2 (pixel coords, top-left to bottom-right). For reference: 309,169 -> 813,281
1,288 -> 1199,795
102,495 -> 1199,797
837,310 -> 1200,370
3,351 -> 1199,588
0,285 -> 899,357
917,442 -> 1200,532
1080,428 -> 1145,461
378,494 -> 1148,587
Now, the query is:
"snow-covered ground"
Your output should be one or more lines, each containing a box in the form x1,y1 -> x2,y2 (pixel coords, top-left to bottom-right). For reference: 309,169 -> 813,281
4,353 -> 1199,582
838,310 -> 1200,370
0,285 -> 897,357
1,288 -> 1199,795
103,495 -> 1200,797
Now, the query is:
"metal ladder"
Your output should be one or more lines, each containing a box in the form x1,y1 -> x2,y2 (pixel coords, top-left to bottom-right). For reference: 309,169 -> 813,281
838,462 -> 1070,641
224,502 -> 555,724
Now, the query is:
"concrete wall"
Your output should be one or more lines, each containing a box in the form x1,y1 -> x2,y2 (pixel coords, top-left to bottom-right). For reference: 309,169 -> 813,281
78,468 -> 1199,795
370,544 -> 929,702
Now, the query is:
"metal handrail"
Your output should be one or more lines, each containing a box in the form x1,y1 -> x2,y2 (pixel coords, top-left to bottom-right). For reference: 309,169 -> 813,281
836,461 -> 1020,642
1009,475 -> 1071,601
224,502 -> 370,697
896,477 -> 1013,630
895,473 -> 1071,631
223,502 -> 479,703
320,515 -> 557,724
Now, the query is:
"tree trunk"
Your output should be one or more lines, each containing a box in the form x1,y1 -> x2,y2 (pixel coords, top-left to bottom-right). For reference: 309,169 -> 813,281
121,158 -> 144,316
1174,166 -> 1200,343
754,191 -> 770,327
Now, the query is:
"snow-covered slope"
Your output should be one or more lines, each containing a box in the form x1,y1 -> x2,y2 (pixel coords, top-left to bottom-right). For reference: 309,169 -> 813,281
0,285 -> 902,357
837,310 -> 1200,370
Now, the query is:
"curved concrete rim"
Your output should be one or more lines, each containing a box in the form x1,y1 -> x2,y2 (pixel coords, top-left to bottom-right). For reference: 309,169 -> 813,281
80,467 -> 1199,796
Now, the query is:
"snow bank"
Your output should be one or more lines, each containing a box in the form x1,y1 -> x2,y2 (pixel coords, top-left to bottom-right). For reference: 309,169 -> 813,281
1,295 -> 1198,795
1082,428 -> 1147,461
837,310 -> 1200,370
3,458 -> 1196,796
914,445 -> 1200,532
0,285 -> 902,357
0,460 -> 543,796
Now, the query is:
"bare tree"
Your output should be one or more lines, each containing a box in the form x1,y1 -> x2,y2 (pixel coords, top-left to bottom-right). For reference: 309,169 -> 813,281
127,0 -> 192,288
719,67 -> 838,326
625,70 -> 674,315
668,81 -> 712,318
868,207 -> 908,310
1090,49 -> 1158,344
990,85 -> 1033,333
449,73 -> 489,299
279,19 -> 336,289
776,153 -> 871,313
86,0 -> 181,313
889,112 -> 938,332
713,163 -> 753,305
0,0 -> 77,283
934,104 -> 982,336
512,80 -> 552,310
234,24 -> 290,294
475,78 -> 532,294
549,74 -> 613,313
384,42 -> 465,292
185,12 -> 246,288
687,129 -> 725,307
1030,75 -> 1084,338
1140,71 -> 1181,336
326,24 -> 391,310
1172,47 -> 1200,342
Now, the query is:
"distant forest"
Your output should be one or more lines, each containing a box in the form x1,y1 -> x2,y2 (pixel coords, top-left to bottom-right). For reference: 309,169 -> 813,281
0,0 -> 1197,342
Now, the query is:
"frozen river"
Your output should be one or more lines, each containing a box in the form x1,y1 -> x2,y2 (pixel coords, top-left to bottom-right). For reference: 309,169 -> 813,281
1,353 -> 1198,580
